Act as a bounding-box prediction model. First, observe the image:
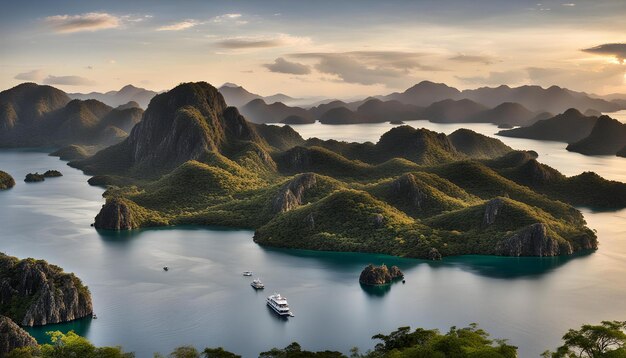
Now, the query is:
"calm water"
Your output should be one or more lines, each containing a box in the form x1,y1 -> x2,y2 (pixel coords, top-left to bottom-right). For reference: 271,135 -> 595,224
0,120 -> 625,357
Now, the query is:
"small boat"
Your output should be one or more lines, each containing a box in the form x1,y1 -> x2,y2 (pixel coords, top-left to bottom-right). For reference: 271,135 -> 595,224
92,314 -> 98,319
163,266 -> 169,271
251,278 -> 265,289
267,293 -> 294,317
242,271 -> 253,276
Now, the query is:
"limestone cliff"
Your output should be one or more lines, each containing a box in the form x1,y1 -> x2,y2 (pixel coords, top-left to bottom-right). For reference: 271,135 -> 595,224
359,264 -> 404,285
0,253 -> 93,326
272,173 -> 317,213
0,315 -> 37,355
495,223 -> 573,257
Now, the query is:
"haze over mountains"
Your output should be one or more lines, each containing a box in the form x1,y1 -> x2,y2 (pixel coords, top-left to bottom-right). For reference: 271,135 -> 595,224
69,85 -> 159,109
210,80 -> 626,126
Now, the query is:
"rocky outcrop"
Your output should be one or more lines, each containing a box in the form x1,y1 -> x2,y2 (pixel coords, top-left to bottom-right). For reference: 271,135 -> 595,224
359,264 -> 404,285
24,173 -> 44,182
272,173 -> 317,213
618,145 -> 626,158
482,198 -> 504,226
0,170 -> 15,189
94,198 -> 136,230
391,173 -> 427,209
495,223 -> 573,257
0,315 -> 37,355
428,248 -> 442,261
43,170 -> 62,177
0,253 -> 93,326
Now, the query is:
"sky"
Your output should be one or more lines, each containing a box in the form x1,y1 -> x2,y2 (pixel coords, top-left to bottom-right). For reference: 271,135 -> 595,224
1,0 -> 626,98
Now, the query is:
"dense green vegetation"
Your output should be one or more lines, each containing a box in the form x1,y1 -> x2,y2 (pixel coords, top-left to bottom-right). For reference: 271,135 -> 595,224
11,320 -> 624,357
64,82 -> 626,259
0,170 -> 15,189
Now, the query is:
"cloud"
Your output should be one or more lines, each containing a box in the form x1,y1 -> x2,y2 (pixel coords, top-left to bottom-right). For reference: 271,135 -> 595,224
43,75 -> 95,86
527,65 -> 626,91
288,51 -> 443,87
449,54 -> 494,65
14,69 -> 45,81
457,70 -> 527,85
215,34 -> 310,50
213,13 -> 242,22
561,3 -> 576,6
157,19 -> 199,31
264,57 -> 310,75
582,43 -> 626,63
44,12 -> 120,33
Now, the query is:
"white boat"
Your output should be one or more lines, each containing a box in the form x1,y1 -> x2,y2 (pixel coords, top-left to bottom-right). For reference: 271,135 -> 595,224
266,293 -> 294,317
242,271 -> 253,276
251,278 -> 265,289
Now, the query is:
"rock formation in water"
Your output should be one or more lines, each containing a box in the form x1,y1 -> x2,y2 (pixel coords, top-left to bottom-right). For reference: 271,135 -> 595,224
359,264 -> 404,285
280,114 -> 315,125
24,173 -> 44,182
495,223 -> 574,257
0,315 -> 37,355
94,198 -> 137,230
0,170 -> 15,189
0,253 -> 93,326
43,170 -> 62,177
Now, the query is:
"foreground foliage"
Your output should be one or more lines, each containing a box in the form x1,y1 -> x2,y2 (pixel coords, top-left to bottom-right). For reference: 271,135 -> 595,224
8,321 -> 626,357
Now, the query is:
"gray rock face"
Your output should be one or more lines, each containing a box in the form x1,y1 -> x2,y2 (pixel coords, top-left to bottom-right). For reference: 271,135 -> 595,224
391,173 -> 427,209
0,253 -> 93,327
94,198 -> 135,230
0,315 -> 37,355
496,223 -> 573,257
428,248 -> 442,260
272,173 -> 317,213
482,198 -> 504,226
359,264 -> 404,285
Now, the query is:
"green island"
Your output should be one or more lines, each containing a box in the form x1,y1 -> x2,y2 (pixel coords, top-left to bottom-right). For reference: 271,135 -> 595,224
4,320 -> 626,357
62,82 -> 626,259
0,170 -> 15,189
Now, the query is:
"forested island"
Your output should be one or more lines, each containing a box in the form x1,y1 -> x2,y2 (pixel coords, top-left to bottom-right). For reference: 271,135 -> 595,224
2,81 -> 626,259
64,82 -> 626,259
0,170 -> 15,189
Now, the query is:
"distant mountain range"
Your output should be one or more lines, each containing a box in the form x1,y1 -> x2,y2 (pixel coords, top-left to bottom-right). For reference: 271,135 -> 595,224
69,85 -> 159,109
0,83 -> 143,148
219,80 -> 625,126
218,83 -> 303,108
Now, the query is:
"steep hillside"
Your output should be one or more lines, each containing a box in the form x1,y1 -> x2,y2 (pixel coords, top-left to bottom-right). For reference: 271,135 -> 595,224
448,129 -> 513,159
424,99 -> 487,123
0,253 -> 93,326
567,115 -> 626,156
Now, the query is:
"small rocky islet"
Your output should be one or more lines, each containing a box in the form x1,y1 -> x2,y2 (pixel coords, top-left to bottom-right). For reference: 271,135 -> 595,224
359,264 -> 404,286
24,170 -> 62,183
0,170 -> 15,190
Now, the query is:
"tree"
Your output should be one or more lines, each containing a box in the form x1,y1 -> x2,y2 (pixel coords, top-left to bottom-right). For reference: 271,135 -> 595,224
544,321 -> 626,358
168,346 -> 200,358
202,347 -> 241,358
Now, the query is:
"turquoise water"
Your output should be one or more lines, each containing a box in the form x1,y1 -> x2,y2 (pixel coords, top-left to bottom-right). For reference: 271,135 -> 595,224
1,121 -> 625,357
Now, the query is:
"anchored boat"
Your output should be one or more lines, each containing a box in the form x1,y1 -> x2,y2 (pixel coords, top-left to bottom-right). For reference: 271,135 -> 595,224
251,278 -> 265,289
266,293 -> 294,317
